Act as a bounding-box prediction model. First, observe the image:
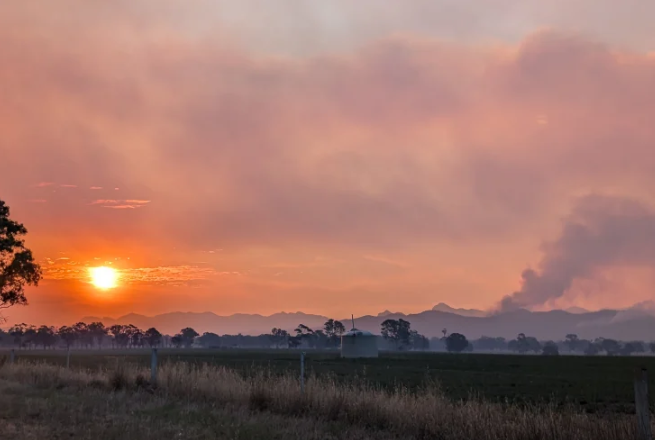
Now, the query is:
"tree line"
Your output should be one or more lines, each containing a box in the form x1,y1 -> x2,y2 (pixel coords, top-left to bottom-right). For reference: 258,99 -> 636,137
3,319 -> 655,356
0,322 -> 195,350
431,332 -> 655,356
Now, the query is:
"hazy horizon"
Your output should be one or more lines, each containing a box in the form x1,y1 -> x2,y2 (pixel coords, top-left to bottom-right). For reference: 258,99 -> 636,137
2,1 -> 655,326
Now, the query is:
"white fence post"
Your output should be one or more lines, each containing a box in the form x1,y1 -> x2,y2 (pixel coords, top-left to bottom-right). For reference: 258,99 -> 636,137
66,347 -> 71,369
300,352 -> 305,394
634,368 -> 652,440
151,348 -> 158,384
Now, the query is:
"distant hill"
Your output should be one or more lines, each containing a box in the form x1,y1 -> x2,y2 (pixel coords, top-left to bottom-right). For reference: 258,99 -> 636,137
81,303 -> 655,341
431,303 -> 487,318
377,310 -> 404,317
81,311 -> 329,337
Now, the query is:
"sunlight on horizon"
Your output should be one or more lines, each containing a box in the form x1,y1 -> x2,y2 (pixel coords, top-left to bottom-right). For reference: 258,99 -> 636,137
89,266 -> 119,290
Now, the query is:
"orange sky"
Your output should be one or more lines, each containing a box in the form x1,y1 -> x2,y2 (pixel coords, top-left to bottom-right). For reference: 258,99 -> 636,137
1,1 -> 655,326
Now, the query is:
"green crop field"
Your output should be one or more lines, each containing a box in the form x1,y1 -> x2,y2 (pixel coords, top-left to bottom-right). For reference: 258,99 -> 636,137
2,349 -> 653,414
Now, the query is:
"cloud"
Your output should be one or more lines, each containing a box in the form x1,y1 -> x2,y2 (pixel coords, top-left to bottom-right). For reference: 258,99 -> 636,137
90,187 -> 103,190
90,200 -> 120,205
91,199 -> 151,209
1,2 -> 654,317
60,184 -> 77,188
42,258 -> 217,286
500,195 -> 655,311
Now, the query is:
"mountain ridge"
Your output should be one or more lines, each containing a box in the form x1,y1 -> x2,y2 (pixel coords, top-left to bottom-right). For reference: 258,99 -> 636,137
80,304 -> 655,341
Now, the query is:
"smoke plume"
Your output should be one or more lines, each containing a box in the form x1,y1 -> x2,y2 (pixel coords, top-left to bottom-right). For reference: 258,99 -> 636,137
500,194 -> 655,311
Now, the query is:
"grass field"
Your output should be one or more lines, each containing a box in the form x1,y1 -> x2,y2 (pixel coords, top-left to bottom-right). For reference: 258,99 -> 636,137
0,359 -> 642,440
1,348 -> 653,414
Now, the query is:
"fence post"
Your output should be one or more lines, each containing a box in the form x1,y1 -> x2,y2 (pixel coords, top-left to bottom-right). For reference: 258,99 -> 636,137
66,347 -> 71,369
634,368 -> 652,440
300,351 -> 305,394
151,348 -> 158,385
9,349 -> 14,364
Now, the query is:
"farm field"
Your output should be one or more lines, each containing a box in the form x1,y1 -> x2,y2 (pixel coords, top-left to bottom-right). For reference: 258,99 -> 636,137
2,349 -> 653,414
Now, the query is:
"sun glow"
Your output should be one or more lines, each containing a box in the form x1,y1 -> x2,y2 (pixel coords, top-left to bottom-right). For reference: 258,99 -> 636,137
89,266 -> 119,289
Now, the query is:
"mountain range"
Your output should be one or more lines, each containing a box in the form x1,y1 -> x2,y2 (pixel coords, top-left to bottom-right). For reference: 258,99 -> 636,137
82,303 -> 655,341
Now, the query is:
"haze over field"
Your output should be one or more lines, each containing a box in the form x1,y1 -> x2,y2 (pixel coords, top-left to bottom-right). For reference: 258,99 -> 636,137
1,1 -> 655,326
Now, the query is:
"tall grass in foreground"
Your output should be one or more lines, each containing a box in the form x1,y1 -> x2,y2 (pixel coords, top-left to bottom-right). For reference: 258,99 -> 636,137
0,360 -> 640,440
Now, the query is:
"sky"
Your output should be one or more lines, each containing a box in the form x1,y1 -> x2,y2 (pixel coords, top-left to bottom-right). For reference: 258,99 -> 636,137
1,1 -> 655,325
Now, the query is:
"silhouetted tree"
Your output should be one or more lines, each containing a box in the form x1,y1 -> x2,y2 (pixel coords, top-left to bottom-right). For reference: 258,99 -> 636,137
196,332 -> 221,348
108,324 -> 130,348
35,325 -> 56,349
129,326 -> 144,348
171,335 -> 183,348
620,341 -> 644,356
380,319 -> 411,350
73,322 -> 92,348
584,342 -> 600,355
542,341 -> 559,356
445,333 -> 469,353
144,327 -> 163,348
8,323 -> 27,348
269,328 -> 289,348
314,330 -> 329,349
509,333 -> 541,354
87,322 -> 107,348
295,324 -> 317,348
0,200 -> 42,317
58,325 -> 78,349
323,319 -> 346,348
598,338 -> 620,356
565,334 -> 579,352
23,325 -> 37,349
628,341 -> 645,353
179,327 -> 198,348
473,336 -> 507,351
650,342 -> 655,353
409,330 -> 430,350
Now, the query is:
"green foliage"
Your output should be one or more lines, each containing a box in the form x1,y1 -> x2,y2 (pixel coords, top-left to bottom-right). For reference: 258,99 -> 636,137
0,200 -> 41,312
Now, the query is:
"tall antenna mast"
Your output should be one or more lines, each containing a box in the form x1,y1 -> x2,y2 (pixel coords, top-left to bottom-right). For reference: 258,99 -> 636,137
351,314 -> 355,330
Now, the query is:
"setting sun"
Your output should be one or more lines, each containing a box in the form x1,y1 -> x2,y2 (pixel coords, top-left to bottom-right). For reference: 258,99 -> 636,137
89,266 -> 119,289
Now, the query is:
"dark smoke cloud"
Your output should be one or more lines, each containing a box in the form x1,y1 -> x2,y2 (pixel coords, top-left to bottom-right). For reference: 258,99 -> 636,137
500,194 -> 655,311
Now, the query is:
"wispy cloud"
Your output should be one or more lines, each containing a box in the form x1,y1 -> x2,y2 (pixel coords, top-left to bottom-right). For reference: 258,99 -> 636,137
90,186 -> 103,190
60,184 -> 77,188
91,199 -> 151,209
104,205 -> 140,209
29,199 -> 47,203
32,182 -> 54,188
42,259 -> 217,286
91,199 -> 120,205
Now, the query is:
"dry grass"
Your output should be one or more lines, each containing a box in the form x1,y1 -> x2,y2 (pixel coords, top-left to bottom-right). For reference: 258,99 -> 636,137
0,360 -> 644,440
